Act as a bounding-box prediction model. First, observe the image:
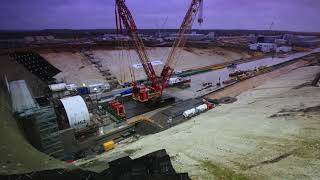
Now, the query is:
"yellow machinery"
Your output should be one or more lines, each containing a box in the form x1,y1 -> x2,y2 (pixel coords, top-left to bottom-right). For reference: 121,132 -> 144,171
127,115 -> 163,128
103,140 -> 116,152
257,65 -> 271,73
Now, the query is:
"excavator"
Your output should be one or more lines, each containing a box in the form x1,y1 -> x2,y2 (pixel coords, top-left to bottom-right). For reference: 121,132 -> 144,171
115,0 -> 204,102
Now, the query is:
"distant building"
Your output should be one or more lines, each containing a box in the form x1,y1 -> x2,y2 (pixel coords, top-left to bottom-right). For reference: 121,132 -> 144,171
260,43 -> 277,52
164,36 -> 175,41
247,34 -> 257,43
274,39 -> 287,46
284,34 -> 320,47
24,35 -> 54,43
249,44 -> 259,51
46,35 -> 55,40
102,36 -> 112,41
155,31 -> 170,38
207,32 -> 215,41
295,39 -> 320,47
263,35 -> 283,43
291,36 -> 320,47
257,35 -> 265,43
152,38 -> 164,43
249,43 -> 276,53
166,31 -> 206,41
276,46 -> 292,53
283,34 -> 294,44
24,36 -> 35,42
102,34 -> 130,41
35,36 -> 46,42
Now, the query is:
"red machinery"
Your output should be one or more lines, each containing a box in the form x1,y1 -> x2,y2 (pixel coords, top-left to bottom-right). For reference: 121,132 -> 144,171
115,0 -> 204,102
108,100 -> 126,119
203,99 -> 214,109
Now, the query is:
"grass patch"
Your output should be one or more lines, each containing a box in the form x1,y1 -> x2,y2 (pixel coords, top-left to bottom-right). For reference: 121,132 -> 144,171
293,139 -> 320,159
230,161 -> 250,171
201,160 -> 250,180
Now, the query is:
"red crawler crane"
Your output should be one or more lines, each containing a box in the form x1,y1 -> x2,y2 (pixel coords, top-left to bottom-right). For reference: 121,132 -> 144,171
115,0 -> 204,102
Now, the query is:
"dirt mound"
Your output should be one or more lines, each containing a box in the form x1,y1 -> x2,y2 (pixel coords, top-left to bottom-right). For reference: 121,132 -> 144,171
134,121 -> 161,135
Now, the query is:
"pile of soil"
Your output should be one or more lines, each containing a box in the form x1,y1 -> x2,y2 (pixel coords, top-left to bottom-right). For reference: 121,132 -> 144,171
134,121 -> 162,135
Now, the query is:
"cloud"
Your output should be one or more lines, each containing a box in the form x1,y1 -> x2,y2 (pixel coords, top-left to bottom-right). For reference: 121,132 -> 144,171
0,0 -> 319,32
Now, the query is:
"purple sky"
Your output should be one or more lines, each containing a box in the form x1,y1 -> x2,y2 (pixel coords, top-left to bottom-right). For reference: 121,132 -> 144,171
0,0 -> 319,32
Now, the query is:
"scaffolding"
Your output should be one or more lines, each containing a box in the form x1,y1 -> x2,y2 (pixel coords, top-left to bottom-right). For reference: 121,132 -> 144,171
20,106 -> 64,159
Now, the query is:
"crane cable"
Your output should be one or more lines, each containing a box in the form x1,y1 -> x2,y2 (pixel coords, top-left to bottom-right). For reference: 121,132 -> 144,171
115,2 -> 125,84
115,1 -> 136,84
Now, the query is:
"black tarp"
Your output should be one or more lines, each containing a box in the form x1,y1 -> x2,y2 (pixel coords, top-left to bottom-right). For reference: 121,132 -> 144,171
2,149 -> 190,180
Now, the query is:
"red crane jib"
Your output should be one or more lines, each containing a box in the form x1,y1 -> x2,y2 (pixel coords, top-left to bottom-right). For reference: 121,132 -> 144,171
115,0 -> 203,102
160,0 -> 203,90
115,0 -> 162,102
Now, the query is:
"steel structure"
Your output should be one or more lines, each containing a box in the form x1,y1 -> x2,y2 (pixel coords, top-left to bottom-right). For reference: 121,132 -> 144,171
115,0 -> 161,102
115,0 -> 203,102
160,0 -> 203,90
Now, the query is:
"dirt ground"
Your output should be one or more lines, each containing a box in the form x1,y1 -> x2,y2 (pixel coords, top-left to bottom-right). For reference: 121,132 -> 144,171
205,60 -> 311,99
40,52 -> 107,86
93,47 -> 252,83
40,47 -> 253,85
100,65 -> 320,179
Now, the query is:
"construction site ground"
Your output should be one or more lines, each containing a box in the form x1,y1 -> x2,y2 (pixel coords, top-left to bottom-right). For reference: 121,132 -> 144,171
98,65 -> 320,179
205,59 -> 312,99
39,47 -> 257,85
2,46 -> 319,178
40,52 -> 108,86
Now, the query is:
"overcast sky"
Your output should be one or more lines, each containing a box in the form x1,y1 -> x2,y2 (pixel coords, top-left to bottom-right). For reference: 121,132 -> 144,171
0,0 -> 319,32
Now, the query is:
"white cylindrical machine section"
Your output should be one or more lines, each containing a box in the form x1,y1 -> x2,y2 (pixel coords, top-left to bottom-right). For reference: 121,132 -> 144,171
49,83 -> 67,92
183,108 -> 197,118
60,95 -> 90,129
196,104 -> 208,112
169,77 -> 182,85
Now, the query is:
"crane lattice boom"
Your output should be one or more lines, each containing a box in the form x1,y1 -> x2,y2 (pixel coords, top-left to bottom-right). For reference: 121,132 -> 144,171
115,0 -> 157,84
161,0 -> 203,90
115,0 -> 204,102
